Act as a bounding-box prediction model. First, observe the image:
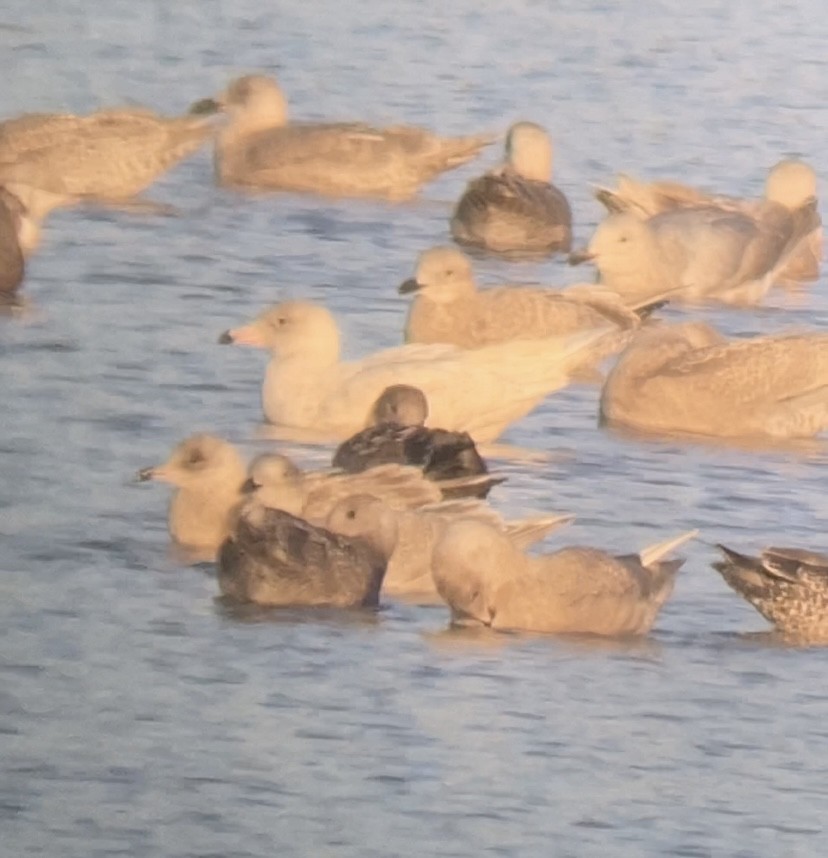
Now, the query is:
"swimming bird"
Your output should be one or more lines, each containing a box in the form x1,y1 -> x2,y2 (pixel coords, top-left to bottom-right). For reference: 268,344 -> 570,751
0,188 -> 25,305
400,245 -> 661,349
431,519 -> 696,634
217,500 -> 388,608
325,493 -> 574,598
242,451 -> 495,522
594,159 -> 821,287
137,434 -> 247,552
713,545 -> 828,640
0,105 -> 216,204
570,203 -> 814,305
218,299 -> 614,443
450,121 -> 572,254
599,322 -> 828,440
206,74 -> 493,199
331,385 -> 499,499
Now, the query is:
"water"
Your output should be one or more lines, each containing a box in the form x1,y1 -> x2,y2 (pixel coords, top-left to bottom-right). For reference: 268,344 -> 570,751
2,0 -> 828,854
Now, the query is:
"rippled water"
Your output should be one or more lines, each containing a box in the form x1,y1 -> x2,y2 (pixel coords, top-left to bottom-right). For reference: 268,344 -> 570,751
3,1 -> 828,854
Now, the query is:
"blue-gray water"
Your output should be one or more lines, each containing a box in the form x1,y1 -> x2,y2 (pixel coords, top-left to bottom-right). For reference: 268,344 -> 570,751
3,1 -> 828,855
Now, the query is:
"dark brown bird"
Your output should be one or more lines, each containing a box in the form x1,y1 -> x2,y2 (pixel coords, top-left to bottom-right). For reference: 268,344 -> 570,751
451,121 -> 572,255
332,384 -> 502,499
217,501 -> 389,608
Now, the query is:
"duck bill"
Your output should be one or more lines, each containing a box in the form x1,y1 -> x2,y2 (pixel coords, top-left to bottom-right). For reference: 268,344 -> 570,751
398,278 -> 424,295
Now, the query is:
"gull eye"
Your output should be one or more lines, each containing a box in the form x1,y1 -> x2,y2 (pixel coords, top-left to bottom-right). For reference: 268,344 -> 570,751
186,449 -> 206,466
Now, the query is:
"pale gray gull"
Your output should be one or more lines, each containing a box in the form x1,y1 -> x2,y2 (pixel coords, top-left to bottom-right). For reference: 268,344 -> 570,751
432,519 -> 696,635
218,299 -> 615,442
594,159 -> 821,287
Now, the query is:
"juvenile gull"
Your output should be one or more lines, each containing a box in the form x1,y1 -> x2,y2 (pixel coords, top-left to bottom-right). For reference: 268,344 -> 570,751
450,121 -> 572,254
713,545 -> 828,640
332,385 -> 498,499
242,452 -> 494,522
400,245 -> 661,349
217,500 -> 388,608
137,434 -> 247,553
599,321 -> 828,440
431,519 -> 696,635
570,200 -> 816,306
326,493 -> 574,598
206,74 -> 493,199
219,299 -> 614,442
594,159 -> 822,286
0,105 -> 216,203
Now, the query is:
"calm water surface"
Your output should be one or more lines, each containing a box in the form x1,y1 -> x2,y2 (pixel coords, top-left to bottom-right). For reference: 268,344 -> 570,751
2,1 -> 828,855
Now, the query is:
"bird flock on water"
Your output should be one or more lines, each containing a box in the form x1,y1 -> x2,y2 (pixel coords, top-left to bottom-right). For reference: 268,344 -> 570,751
3,72 -> 828,642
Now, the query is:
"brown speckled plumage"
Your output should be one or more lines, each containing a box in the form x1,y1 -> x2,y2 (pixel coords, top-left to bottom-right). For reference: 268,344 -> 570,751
0,107 -> 214,199
714,545 -> 828,639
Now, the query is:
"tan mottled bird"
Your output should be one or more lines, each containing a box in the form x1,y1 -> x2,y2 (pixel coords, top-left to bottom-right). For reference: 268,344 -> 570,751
206,74 -> 493,199
137,434 -> 246,552
0,105 -> 216,204
599,321 -> 828,440
400,245 -> 662,350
